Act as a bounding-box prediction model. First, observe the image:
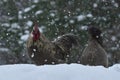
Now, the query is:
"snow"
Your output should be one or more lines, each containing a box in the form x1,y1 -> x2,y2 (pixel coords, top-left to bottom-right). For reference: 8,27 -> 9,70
26,21 -> 33,26
18,11 -> 22,19
111,36 -> 116,41
21,34 -> 29,41
64,15 -> 68,19
0,64 -> 120,80
31,53 -> 34,58
33,0 -> 39,3
39,26 -> 45,33
0,48 -> 9,52
114,3 -> 119,7
80,26 -> 88,30
24,5 -> 36,13
35,10 -> 43,15
24,7 -> 31,13
1,23 -> 10,27
77,14 -> 92,21
11,23 -> 20,29
3,0 -> 7,2
93,3 -> 98,8
69,20 -> 75,24
77,15 -> 85,21
7,13 -> 10,15
86,14 -> 93,18
50,13 -> 55,17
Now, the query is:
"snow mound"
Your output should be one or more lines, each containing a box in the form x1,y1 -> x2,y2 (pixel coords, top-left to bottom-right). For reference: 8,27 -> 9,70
0,64 -> 120,80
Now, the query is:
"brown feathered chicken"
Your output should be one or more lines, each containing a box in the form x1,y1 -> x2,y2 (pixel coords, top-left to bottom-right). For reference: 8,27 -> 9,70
52,33 -> 80,63
80,26 -> 108,67
26,23 -> 79,65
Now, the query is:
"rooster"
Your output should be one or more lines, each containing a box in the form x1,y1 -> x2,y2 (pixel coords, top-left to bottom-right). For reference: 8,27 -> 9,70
80,26 -> 108,67
26,23 -> 80,65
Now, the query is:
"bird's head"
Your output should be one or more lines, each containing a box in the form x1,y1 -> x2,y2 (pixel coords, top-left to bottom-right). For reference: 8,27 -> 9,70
88,26 -> 101,39
87,26 -> 103,46
32,23 -> 40,41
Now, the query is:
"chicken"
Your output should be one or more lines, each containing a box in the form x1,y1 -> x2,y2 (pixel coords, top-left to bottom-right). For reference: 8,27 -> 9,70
80,26 -> 108,67
26,23 -> 80,65
52,33 -> 80,63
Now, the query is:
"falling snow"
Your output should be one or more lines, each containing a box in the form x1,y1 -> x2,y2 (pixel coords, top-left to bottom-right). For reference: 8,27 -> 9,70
0,1 -> 120,76
26,21 -> 33,26
31,53 -> 35,58
0,48 -> 9,52
33,49 -> 36,52
21,34 -> 29,41
11,23 -> 20,29
111,36 -> 116,41
93,3 -> 98,8
86,14 -> 93,18
77,15 -> 85,21
24,5 -> 36,13
35,10 -> 43,15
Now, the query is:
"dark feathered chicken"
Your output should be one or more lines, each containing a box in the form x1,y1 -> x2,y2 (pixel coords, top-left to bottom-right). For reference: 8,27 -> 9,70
80,26 -> 108,67
27,23 -> 79,65
52,33 -> 80,63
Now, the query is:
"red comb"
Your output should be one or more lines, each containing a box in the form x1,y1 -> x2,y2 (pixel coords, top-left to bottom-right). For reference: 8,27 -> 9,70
32,21 -> 40,41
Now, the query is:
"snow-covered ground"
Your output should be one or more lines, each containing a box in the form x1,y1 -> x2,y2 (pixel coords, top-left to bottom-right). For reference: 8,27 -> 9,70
0,64 -> 120,80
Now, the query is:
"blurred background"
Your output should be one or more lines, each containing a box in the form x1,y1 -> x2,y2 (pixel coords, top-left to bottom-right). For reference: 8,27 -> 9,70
0,0 -> 120,66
